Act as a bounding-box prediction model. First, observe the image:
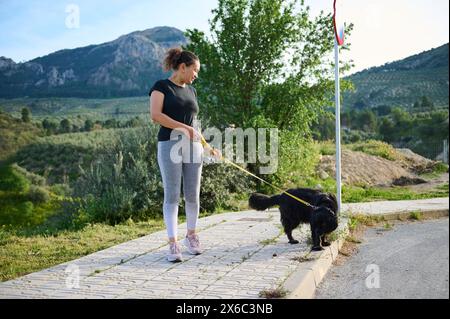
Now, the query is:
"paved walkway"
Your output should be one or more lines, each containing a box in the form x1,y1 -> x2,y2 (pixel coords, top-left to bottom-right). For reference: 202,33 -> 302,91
0,197 -> 448,299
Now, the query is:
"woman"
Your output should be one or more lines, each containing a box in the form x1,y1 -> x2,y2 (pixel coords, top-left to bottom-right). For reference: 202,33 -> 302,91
149,47 -> 219,262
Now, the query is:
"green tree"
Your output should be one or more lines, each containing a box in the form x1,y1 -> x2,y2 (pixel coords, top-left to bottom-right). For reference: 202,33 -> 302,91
378,117 -> 396,142
341,110 -> 352,128
375,104 -> 392,116
353,99 -> 367,110
42,118 -> 51,130
21,107 -> 31,123
60,119 -> 71,133
125,117 -> 143,128
104,119 -> 118,129
84,119 -> 94,132
312,112 -> 335,140
357,109 -> 377,132
185,0 -> 352,132
42,118 -> 58,135
420,96 -> 434,109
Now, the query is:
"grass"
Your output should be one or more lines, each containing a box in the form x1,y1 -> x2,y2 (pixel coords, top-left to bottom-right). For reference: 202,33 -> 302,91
342,184 -> 449,203
347,214 -> 385,230
259,237 -> 278,246
259,287 -> 289,299
327,227 -> 347,242
317,140 -> 404,161
418,162 -> 449,179
317,141 -> 336,156
0,218 -> 165,282
383,222 -> 393,230
291,253 -> 316,263
409,211 -> 423,221
345,235 -> 362,244
241,252 -> 252,262
347,140 -> 404,161
302,175 -> 448,204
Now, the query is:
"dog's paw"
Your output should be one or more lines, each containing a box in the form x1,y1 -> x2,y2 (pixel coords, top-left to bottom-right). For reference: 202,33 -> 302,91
289,240 -> 299,244
321,241 -> 331,247
311,246 -> 324,251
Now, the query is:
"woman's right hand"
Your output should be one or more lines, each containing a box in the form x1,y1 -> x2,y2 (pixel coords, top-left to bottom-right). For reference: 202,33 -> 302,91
187,126 -> 202,142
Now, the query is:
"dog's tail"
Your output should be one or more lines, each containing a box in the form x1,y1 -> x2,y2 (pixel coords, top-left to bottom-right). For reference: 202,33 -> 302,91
249,193 -> 281,211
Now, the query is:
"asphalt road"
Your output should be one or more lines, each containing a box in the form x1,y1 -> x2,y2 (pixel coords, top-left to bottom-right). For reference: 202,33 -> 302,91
315,218 -> 449,299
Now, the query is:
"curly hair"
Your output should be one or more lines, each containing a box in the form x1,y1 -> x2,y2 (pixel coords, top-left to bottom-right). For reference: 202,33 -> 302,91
163,47 -> 199,71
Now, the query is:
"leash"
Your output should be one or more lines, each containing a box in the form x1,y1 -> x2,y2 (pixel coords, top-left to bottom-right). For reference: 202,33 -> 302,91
200,135 -> 316,209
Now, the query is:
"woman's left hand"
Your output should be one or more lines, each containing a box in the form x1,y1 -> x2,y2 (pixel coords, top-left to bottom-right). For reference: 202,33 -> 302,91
209,148 -> 222,160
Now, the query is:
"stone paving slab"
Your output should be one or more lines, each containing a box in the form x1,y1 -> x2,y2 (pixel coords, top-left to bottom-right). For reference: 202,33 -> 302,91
0,209 -> 316,299
1,197 -> 448,299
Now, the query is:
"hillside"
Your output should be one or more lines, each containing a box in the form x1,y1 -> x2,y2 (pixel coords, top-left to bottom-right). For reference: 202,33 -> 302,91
0,26 -> 186,98
0,96 -> 148,121
344,43 -> 449,109
0,113 -> 44,161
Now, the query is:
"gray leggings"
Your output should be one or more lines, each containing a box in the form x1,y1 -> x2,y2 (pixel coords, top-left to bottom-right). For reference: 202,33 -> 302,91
157,135 -> 203,239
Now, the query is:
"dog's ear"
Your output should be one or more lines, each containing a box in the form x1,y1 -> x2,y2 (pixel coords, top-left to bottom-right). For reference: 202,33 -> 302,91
327,193 -> 338,209
327,192 -> 337,203
316,207 -> 338,232
315,193 -> 332,206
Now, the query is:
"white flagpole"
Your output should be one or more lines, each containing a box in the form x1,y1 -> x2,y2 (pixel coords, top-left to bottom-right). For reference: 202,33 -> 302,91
334,37 -> 342,214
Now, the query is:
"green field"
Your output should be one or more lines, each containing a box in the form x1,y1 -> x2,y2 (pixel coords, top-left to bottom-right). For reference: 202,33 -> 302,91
0,96 -> 149,123
344,67 -> 449,109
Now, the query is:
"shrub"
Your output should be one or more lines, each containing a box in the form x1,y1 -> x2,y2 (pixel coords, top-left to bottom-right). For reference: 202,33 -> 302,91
0,198 -> 34,226
431,162 -> 448,174
27,185 -> 51,204
200,163 -> 255,213
317,140 -> 335,156
267,131 -> 320,191
49,183 -> 73,196
10,163 -> 46,186
348,140 -> 402,161
0,165 -> 30,192
73,126 -> 164,224
73,125 -> 256,224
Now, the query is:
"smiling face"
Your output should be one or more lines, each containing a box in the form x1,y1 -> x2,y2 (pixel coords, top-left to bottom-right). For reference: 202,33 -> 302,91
181,59 -> 200,84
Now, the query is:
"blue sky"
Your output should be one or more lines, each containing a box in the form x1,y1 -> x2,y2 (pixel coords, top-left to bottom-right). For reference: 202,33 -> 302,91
0,0 -> 448,73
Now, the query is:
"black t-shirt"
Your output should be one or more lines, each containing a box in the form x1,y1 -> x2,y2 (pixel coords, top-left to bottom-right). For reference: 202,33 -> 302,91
149,79 -> 199,141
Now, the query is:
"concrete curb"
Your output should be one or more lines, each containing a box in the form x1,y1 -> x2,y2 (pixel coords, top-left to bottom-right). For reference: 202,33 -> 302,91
281,200 -> 449,299
282,223 -> 349,299
352,209 -> 449,222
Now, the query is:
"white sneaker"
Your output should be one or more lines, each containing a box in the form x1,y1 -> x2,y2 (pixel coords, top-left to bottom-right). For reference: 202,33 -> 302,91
183,234 -> 203,255
167,242 -> 183,262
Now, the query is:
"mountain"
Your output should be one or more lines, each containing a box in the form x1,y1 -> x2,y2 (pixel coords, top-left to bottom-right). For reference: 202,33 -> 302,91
344,43 -> 449,109
0,26 -> 187,98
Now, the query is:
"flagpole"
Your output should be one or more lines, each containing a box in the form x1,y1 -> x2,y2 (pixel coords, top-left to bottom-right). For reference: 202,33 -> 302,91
334,37 -> 342,214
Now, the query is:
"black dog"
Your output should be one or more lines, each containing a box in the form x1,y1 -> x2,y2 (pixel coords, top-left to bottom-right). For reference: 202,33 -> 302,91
249,188 -> 338,251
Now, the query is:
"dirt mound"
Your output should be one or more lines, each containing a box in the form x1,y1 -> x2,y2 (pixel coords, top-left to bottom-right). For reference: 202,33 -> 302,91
395,148 -> 440,174
318,149 -> 429,187
392,176 -> 427,186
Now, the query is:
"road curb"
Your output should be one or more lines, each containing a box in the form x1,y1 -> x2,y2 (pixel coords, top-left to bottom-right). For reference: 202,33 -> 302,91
282,223 -> 349,299
360,209 -> 449,221
281,205 -> 449,299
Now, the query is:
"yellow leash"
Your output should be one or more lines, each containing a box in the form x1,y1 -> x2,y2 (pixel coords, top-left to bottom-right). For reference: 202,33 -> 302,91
200,136 -> 315,209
